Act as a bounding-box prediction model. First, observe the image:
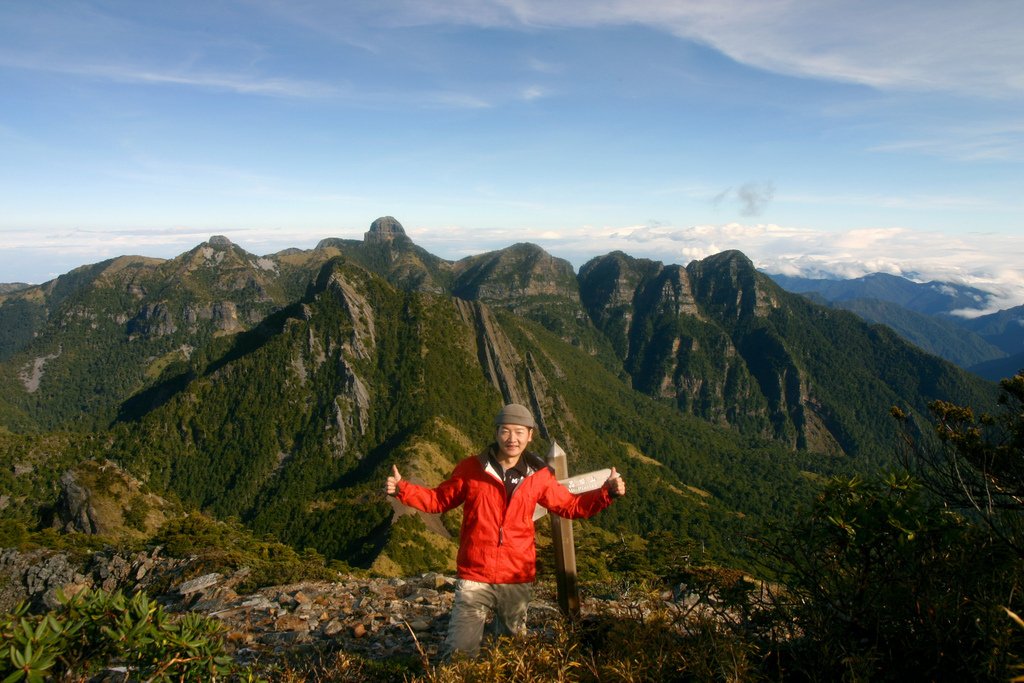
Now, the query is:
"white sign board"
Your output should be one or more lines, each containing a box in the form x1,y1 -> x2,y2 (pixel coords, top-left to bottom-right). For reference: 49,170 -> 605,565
533,468 -> 611,521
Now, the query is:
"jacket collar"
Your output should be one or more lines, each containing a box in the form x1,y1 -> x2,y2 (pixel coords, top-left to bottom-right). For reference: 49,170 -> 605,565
477,444 -> 550,480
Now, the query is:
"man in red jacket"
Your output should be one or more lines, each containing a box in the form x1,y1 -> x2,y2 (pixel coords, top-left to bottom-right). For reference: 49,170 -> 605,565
386,403 -> 626,658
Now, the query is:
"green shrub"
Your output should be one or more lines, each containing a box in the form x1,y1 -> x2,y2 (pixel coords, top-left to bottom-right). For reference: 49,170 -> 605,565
0,519 -> 29,550
152,513 -> 342,592
0,588 -> 258,681
123,495 -> 151,531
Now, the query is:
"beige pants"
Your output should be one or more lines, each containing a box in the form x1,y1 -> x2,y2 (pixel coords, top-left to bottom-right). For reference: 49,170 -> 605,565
443,579 -> 533,658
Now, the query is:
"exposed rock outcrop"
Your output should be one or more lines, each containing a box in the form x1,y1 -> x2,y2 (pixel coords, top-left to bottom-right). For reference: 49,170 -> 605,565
18,347 -> 62,393
364,216 -> 407,243
209,235 -> 234,249
0,547 -> 182,612
455,299 -> 527,407
332,357 -> 372,457
128,302 -> 177,337
322,270 -> 377,360
54,460 -> 174,537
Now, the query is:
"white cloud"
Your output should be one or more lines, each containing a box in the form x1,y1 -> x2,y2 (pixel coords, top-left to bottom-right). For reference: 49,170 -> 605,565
79,64 -> 340,98
521,85 -> 546,101
371,0 -> 1024,98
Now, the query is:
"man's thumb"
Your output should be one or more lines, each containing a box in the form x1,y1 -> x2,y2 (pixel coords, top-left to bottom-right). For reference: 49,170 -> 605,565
609,467 -> 618,480
392,465 -> 402,480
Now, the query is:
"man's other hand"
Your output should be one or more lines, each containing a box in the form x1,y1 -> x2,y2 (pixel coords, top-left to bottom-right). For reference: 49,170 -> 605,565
605,467 -> 626,498
386,465 -> 402,496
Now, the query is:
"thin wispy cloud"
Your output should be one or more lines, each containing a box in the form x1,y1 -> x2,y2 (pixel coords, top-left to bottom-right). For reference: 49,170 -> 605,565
93,65 -> 339,98
521,86 -> 546,101
0,2 -> 337,99
389,0 -> 1024,98
34,60 -> 341,98
871,120 -> 1024,162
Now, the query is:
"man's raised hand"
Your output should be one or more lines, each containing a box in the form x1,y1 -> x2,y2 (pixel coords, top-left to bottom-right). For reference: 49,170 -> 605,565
605,467 -> 626,498
386,465 -> 402,496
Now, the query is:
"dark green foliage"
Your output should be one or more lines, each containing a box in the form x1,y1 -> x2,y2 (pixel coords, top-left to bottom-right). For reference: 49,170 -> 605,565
960,304 -> 1024,356
971,352 -> 1024,383
123,496 -> 151,531
0,588 -> 255,681
760,474 -> 1023,681
0,246 -> 312,432
94,260 -> 503,569
492,311 -> 821,569
0,298 -> 46,362
0,524 -> 113,562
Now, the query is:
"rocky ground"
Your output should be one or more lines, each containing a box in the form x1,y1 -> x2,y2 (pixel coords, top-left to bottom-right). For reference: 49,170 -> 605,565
0,547 -> 674,671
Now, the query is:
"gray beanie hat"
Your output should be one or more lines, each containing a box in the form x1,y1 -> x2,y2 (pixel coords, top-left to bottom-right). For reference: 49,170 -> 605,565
494,403 -> 536,429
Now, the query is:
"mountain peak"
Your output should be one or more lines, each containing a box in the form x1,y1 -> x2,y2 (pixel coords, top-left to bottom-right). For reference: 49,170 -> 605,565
208,235 -> 233,249
699,249 -> 755,270
364,216 -> 407,243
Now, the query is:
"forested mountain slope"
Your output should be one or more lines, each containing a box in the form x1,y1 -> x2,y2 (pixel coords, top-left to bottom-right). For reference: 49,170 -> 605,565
5,255 -> 809,570
0,217 -> 1002,572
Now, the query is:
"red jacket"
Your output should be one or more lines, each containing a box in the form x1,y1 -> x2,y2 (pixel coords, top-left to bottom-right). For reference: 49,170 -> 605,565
395,447 -> 614,584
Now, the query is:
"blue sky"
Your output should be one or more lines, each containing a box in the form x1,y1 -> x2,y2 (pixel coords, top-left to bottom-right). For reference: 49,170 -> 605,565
2,0 -> 1023,312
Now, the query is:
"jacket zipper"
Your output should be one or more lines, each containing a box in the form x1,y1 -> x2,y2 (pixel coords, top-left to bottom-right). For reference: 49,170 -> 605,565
489,456 -> 527,549
489,462 -> 509,548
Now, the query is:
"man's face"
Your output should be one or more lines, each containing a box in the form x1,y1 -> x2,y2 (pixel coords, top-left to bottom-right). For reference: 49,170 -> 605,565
495,424 -> 533,459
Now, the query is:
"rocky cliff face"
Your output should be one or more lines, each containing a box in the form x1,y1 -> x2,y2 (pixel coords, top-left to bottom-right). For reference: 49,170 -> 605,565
451,242 -> 604,354
580,251 -> 853,453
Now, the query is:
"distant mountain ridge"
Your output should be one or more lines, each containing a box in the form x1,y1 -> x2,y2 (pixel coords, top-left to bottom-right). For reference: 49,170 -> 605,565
820,297 -> 1005,371
766,271 -> 1024,380
766,272 -> 995,316
0,283 -> 31,295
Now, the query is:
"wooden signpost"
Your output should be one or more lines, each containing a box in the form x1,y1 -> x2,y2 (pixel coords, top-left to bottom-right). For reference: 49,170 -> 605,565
540,441 -> 611,620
